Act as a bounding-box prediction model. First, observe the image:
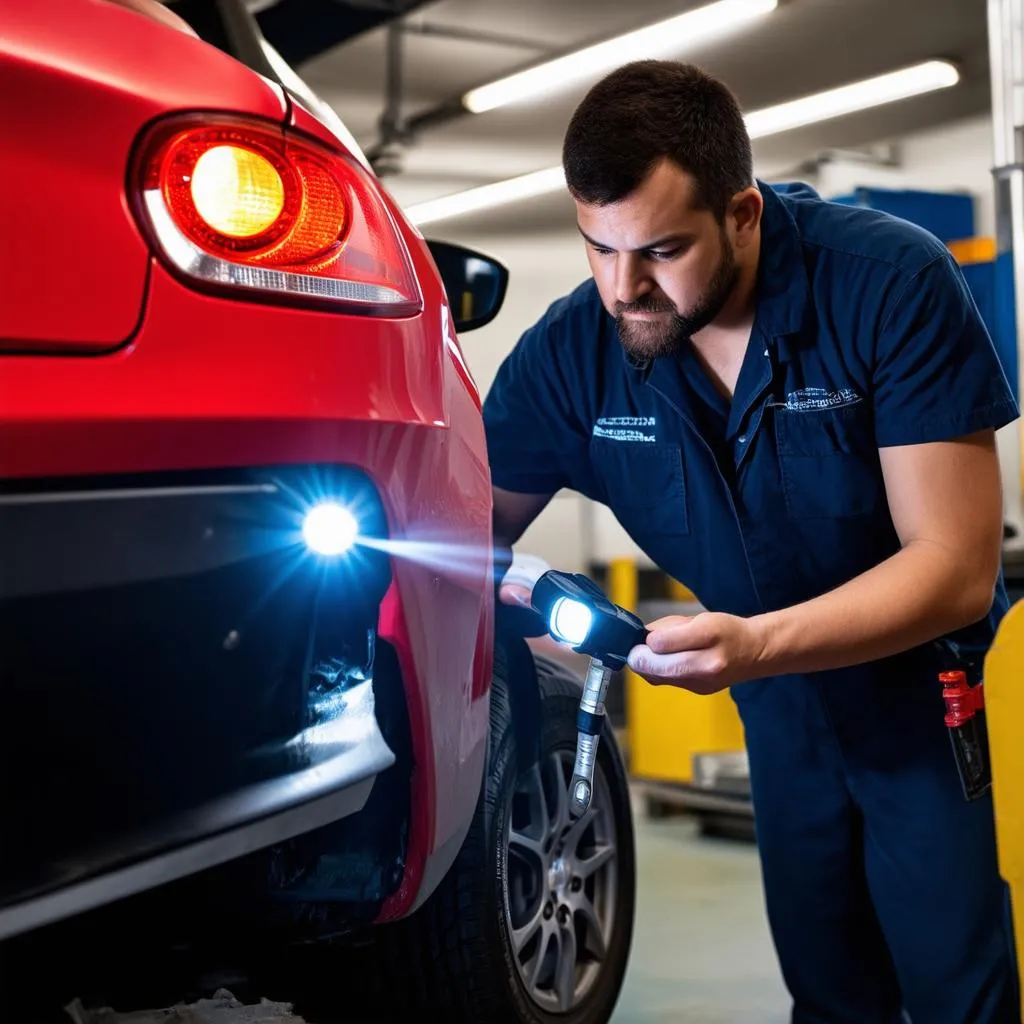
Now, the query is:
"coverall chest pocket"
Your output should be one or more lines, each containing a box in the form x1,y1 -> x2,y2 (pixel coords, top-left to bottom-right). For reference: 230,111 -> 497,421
774,403 -> 883,519
589,438 -> 690,537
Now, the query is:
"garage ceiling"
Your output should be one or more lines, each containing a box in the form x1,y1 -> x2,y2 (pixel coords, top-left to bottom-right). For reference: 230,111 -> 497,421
293,0 -> 991,232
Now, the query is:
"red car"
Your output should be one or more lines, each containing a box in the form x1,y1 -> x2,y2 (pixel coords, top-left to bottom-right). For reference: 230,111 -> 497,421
0,1 -> 635,1020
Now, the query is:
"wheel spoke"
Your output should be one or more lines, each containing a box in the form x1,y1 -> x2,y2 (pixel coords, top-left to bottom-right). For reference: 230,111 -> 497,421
513,903 -> 545,956
509,827 -> 545,861
554,917 -> 578,1011
562,806 -> 597,856
525,924 -> 553,992
549,753 -> 569,834
575,842 -> 615,879
572,893 -> 608,961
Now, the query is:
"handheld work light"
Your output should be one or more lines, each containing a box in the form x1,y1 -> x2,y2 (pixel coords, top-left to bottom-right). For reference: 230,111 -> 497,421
531,571 -> 648,818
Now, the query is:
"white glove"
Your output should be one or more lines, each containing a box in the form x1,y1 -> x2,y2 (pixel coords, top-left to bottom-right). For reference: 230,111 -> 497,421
499,551 -> 552,607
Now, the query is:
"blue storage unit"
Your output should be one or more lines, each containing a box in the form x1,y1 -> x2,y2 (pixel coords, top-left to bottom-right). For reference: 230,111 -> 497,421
830,186 -> 976,244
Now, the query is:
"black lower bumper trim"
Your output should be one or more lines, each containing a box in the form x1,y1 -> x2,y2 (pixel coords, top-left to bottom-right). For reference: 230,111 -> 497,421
0,465 -> 396,928
0,678 -> 394,941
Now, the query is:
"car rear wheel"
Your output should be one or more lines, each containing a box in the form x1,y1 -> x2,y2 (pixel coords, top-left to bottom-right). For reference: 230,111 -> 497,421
304,647 -> 636,1023
503,745 -> 623,1015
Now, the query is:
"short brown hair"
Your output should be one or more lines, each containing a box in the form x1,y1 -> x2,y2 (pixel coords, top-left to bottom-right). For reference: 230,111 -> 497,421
562,61 -> 753,221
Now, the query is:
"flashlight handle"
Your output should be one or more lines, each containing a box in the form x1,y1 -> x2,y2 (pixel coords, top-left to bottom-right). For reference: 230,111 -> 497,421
570,660 -> 613,818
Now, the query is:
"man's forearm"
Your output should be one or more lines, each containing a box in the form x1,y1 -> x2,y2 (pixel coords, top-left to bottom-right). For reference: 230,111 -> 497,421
751,541 -> 997,677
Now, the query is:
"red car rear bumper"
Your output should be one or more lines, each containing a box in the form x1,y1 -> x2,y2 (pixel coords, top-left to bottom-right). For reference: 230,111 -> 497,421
0,260 -> 494,932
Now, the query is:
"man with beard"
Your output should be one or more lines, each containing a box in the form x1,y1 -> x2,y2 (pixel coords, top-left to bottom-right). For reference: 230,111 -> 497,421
485,61 -> 1021,1022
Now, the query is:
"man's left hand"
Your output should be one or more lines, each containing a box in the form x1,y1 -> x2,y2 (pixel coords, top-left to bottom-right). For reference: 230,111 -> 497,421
627,612 -> 767,693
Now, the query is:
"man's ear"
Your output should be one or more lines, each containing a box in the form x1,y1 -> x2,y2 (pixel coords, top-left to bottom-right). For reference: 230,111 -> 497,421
729,187 -> 764,248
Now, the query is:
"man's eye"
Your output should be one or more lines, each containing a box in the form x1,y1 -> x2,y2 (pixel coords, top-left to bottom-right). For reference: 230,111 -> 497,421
648,247 -> 682,261
591,246 -> 614,256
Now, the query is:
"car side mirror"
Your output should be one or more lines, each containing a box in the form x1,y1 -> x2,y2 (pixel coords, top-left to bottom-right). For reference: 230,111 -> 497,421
426,240 -> 509,333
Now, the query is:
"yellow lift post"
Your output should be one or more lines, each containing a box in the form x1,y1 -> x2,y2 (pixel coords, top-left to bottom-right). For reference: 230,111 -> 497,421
607,559 -> 749,826
984,601 -> 1024,1015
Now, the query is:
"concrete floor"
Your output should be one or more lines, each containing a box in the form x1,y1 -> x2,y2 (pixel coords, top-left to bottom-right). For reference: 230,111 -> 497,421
613,808 -> 791,1024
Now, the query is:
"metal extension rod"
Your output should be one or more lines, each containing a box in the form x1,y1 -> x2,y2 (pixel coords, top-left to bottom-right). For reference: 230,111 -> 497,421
570,658 -> 613,818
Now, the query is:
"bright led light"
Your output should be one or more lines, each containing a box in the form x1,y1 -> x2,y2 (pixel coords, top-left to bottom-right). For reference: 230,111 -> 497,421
462,0 -> 778,114
190,145 -> 285,237
550,598 -> 593,646
303,503 -> 358,556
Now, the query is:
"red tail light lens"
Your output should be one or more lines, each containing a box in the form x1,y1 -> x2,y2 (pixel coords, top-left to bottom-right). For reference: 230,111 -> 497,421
133,116 -> 422,316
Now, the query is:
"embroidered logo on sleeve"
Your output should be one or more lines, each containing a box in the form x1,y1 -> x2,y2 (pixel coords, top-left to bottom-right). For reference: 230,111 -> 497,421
780,387 -> 862,411
592,416 -> 656,442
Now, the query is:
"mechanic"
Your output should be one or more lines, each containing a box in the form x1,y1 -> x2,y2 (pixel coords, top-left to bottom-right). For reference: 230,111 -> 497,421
486,61 -> 1021,1023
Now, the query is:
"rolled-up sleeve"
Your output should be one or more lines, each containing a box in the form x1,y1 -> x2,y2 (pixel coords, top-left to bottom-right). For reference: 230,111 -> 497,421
483,311 -> 592,496
872,253 -> 1019,447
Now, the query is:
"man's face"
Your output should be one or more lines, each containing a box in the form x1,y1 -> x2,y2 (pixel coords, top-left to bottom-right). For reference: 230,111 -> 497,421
575,159 -> 742,359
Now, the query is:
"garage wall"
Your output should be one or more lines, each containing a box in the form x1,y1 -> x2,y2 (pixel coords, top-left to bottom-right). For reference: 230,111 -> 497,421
809,114 -> 996,234
447,111 -> 1021,571
452,232 -> 601,570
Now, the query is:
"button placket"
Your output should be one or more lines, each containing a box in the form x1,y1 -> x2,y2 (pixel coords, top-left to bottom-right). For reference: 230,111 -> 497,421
733,349 -> 776,472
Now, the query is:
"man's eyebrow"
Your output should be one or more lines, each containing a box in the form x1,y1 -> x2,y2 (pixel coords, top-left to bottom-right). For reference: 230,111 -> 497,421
577,227 -> 692,251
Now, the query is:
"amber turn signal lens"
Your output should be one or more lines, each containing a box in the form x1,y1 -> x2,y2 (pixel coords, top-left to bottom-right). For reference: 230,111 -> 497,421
190,145 -> 285,239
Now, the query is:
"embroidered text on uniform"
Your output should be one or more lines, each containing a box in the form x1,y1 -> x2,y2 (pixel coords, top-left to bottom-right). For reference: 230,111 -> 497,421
593,416 -> 656,442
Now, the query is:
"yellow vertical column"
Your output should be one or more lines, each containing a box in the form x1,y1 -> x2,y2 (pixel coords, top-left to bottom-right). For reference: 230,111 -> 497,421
623,572 -> 746,784
984,600 -> 1024,1018
668,577 -> 696,602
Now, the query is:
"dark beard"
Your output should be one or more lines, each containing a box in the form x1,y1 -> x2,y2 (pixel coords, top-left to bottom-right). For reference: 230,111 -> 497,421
615,236 -> 739,360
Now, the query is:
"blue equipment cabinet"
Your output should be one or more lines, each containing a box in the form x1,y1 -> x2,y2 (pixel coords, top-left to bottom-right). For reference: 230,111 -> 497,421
830,186 -> 976,244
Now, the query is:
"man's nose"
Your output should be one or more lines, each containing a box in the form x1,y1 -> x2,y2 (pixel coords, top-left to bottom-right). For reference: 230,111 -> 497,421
613,255 -> 651,304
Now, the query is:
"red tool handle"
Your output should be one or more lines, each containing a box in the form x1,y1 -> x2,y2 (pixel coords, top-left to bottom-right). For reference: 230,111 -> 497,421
939,670 -> 985,729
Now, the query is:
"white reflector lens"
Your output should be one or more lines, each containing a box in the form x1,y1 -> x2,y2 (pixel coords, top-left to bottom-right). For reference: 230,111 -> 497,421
303,503 -> 358,556
550,598 -> 593,646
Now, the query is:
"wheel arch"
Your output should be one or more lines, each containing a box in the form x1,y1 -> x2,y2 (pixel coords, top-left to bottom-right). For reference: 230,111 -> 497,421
495,605 -> 578,777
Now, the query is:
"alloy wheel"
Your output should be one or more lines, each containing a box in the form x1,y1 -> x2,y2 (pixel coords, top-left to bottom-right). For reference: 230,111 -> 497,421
503,749 -> 619,1014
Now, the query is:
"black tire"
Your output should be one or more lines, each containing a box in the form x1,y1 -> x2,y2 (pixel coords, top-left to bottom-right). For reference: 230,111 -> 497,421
340,646 -> 637,1023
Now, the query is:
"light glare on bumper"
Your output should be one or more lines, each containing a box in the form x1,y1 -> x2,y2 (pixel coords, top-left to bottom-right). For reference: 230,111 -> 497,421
303,502 -> 358,555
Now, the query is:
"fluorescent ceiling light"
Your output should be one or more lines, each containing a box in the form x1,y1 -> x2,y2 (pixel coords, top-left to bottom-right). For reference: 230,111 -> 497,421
409,60 -> 960,226
405,166 -> 567,226
462,0 -> 778,115
744,60 -> 960,138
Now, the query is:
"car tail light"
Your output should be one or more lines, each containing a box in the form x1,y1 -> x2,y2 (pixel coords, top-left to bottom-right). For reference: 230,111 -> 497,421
132,115 -> 422,316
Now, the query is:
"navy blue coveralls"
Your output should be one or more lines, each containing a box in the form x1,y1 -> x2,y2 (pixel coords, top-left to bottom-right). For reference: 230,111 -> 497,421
484,182 -> 1022,1023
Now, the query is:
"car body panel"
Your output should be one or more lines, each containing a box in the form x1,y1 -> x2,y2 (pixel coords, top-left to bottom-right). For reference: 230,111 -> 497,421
0,0 -> 494,931
0,262 -> 448,463
0,0 -> 287,353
